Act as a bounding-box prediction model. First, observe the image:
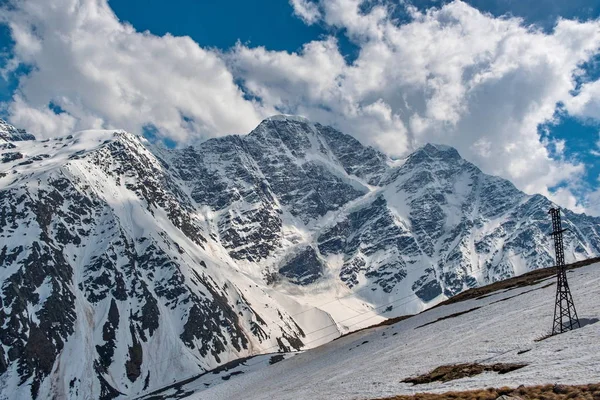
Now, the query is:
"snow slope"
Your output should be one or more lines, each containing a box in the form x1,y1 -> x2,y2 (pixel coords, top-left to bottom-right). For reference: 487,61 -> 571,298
194,261 -> 600,400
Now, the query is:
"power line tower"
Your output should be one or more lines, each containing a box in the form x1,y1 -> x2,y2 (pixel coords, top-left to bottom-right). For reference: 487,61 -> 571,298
549,207 -> 580,335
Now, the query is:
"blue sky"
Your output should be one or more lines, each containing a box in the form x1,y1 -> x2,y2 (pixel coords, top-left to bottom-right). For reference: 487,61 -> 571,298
108,0 -> 327,52
1,0 -> 600,215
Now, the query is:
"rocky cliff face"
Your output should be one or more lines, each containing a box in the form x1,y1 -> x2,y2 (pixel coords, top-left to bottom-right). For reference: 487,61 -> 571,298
0,116 -> 599,399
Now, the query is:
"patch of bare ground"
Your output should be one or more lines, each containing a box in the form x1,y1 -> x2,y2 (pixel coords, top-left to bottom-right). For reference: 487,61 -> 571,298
402,363 -> 527,385
373,383 -> 600,400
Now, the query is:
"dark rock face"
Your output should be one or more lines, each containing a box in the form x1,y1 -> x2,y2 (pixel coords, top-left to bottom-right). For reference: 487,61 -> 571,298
412,270 -> 443,302
125,325 -> 143,382
88,135 -> 207,248
0,178 -> 82,398
245,120 -> 368,222
312,138 -> 600,300
316,123 -> 388,185
163,117 -> 370,263
0,142 -> 17,150
166,136 -> 285,262
279,247 -> 324,285
96,299 -> 119,371
318,196 -> 411,292
179,271 -> 251,362
1,151 -> 23,163
218,204 -> 282,262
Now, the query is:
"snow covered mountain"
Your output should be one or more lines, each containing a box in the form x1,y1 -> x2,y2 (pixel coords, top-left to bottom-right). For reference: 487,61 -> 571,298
0,116 -> 599,399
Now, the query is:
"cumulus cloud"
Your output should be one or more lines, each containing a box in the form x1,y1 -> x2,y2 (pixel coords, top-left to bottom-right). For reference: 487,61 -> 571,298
583,175 -> 600,216
231,1 -> 600,213
565,79 -> 600,120
0,0 -> 267,141
2,0 -> 600,215
289,0 -> 321,24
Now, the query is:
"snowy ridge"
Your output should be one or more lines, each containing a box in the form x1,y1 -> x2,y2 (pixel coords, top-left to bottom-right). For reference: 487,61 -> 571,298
0,117 -> 599,399
265,114 -> 311,124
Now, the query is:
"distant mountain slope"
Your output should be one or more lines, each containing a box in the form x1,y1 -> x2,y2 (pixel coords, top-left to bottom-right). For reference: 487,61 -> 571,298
0,116 -> 599,399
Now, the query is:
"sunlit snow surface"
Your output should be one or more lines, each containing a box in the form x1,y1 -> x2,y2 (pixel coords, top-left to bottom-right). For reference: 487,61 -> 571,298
189,262 -> 600,400
136,352 -> 299,399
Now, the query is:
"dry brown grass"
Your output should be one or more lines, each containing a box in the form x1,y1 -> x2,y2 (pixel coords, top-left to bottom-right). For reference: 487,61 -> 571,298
402,363 -> 527,385
373,383 -> 600,400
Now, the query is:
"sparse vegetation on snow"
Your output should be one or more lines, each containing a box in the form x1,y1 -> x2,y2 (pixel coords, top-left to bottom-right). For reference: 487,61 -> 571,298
373,383 -> 600,400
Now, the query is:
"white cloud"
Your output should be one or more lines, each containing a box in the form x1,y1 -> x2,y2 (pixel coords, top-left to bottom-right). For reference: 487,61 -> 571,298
565,79 -> 600,120
584,182 -> 600,216
588,132 -> 600,156
289,0 -> 321,25
2,0 -> 600,215
231,1 -> 600,214
554,139 -> 566,155
0,0 -> 267,141
8,95 -> 78,136
550,186 -> 587,214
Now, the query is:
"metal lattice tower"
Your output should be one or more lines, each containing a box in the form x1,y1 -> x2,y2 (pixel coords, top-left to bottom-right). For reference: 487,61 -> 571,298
549,208 -> 580,335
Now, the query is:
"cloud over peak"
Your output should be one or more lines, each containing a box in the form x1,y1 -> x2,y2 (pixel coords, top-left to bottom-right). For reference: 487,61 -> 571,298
2,0 -> 600,214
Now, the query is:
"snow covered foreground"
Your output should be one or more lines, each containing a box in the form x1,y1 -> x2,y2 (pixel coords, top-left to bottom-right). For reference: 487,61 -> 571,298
188,262 -> 600,400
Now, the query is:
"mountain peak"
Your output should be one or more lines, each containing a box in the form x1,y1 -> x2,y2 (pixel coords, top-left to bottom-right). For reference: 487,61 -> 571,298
265,114 -> 311,124
247,114 -> 317,146
249,114 -> 313,137
423,143 -> 455,152
413,143 -> 462,160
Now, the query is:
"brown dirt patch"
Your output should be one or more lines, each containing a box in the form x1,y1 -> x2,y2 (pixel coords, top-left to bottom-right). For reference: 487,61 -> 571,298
402,363 -> 527,385
373,383 -> 600,400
